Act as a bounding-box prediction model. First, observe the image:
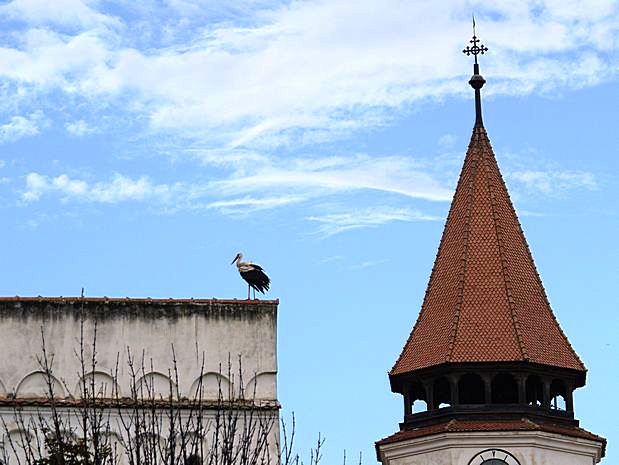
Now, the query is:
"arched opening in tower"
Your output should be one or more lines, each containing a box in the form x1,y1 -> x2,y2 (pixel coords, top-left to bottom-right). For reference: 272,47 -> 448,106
433,377 -> 451,409
526,375 -> 544,407
410,381 -> 428,413
458,373 -> 485,404
550,379 -> 567,411
491,373 -> 518,404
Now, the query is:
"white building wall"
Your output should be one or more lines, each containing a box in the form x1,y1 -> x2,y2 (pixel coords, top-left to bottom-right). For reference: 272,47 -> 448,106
0,298 -> 277,401
378,431 -> 604,465
0,297 -> 280,464
1,406 -> 280,465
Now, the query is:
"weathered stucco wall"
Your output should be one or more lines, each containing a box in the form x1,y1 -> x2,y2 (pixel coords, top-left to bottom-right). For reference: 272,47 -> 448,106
0,298 -> 278,401
0,297 -> 280,464
1,405 -> 280,465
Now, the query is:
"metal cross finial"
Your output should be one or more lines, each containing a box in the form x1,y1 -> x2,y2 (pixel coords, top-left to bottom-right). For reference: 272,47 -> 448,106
462,16 -> 488,64
464,16 -> 487,127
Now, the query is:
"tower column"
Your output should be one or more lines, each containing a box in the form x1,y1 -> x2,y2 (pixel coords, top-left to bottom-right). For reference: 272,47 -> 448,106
542,379 -> 551,409
424,381 -> 435,410
403,390 -> 411,417
566,382 -> 575,412
449,376 -> 459,406
516,374 -> 526,404
482,374 -> 492,404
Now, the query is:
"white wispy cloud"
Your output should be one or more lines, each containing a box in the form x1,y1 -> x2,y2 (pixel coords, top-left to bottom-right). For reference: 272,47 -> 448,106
20,151 -> 453,212
22,173 -> 177,203
0,1 -> 617,147
438,134 -> 457,150
210,155 -> 453,202
205,195 -> 306,214
518,209 -> 546,218
21,146 -> 599,223
0,0 -> 119,29
348,259 -> 390,270
307,207 -> 441,237
319,255 -> 344,264
65,119 -> 97,136
508,169 -> 598,195
0,112 -> 43,143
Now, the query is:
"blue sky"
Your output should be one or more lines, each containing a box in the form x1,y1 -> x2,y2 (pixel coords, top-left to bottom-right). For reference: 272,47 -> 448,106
0,0 -> 618,463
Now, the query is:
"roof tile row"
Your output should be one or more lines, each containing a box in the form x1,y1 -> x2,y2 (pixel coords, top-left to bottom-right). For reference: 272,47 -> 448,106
376,418 -> 606,451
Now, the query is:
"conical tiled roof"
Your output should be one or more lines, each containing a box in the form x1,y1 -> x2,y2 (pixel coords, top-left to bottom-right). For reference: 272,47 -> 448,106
391,126 -> 585,375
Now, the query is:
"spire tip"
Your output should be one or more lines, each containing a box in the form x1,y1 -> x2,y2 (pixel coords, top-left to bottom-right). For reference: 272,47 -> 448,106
462,20 -> 488,127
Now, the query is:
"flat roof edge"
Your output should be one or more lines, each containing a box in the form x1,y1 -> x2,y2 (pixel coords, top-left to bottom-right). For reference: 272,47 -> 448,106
0,296 -> 279,304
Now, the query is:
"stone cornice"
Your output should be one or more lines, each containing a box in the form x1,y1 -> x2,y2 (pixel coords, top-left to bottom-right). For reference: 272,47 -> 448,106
377,430 -> 604,463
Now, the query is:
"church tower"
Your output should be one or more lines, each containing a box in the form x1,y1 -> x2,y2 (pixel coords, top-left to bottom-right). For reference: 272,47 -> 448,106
375,29 -> 606,465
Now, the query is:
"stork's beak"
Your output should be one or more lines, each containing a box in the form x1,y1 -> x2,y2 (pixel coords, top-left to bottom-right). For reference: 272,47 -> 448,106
231,254 -> 239,265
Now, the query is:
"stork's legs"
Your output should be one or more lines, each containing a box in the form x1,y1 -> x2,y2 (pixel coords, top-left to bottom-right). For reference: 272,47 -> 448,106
246,284 -> 257,300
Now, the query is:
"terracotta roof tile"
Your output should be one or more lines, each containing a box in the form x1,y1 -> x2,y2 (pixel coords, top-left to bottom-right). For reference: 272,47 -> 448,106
376,418 -> 606,454
391,127 -> 584,374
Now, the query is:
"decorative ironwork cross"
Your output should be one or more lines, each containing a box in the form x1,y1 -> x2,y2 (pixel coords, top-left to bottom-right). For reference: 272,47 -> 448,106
462,21 -> 488,64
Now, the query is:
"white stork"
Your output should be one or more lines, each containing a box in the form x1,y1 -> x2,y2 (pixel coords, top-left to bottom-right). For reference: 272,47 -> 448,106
231,252 -> 270,300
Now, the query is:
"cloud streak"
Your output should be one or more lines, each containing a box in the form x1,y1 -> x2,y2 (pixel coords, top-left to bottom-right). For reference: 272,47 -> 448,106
307,207 -> 441,237
19,149 -> 599,228
508,169 -> 598,195
210,155 -> 453,202
20,151 -> 453,211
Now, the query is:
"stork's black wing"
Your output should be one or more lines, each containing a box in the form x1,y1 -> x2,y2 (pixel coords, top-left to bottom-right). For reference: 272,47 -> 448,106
240,267 -> 270,293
